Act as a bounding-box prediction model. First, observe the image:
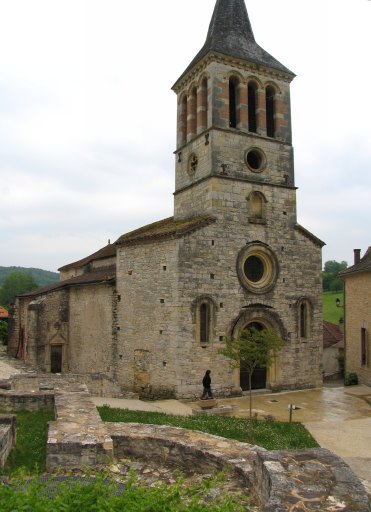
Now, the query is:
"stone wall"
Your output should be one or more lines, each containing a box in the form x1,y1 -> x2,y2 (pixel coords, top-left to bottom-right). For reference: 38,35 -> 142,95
345,272 -> 371,386
0,415 -> 16,468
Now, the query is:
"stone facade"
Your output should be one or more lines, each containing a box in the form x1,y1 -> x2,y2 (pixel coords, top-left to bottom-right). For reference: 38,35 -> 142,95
8,0 -> 324,399
341,248 -> 371,386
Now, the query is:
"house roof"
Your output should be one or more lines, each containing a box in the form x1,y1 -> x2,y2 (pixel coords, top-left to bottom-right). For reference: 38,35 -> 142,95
340,247 -> 371,277
58,243 -> 116,272
0,306 -> 9,319
116,215 -> 217,247
323,320 -> 344,349
19,266 -> 116,299
173,0 -> 294,89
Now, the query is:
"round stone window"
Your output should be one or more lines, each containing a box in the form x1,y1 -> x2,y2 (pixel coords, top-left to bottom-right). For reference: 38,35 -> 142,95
237,243 -> 278,294
245,148 -> 266,173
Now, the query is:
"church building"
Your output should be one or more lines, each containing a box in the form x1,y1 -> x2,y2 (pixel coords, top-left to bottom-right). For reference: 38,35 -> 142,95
8,0 -> 324,399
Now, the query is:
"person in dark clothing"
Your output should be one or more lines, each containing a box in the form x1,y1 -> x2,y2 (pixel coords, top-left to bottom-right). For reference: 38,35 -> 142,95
201,370 -> 213,399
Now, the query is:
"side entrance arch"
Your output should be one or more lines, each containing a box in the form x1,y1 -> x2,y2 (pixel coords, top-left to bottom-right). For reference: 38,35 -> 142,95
230,307 -> 286,392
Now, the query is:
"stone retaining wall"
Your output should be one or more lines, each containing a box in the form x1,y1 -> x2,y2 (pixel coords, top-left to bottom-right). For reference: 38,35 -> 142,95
0,415 -> 16,468
0,390 -> 54,412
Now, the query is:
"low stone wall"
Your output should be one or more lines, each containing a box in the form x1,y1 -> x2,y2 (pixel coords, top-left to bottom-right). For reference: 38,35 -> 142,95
46,381 -> 113,471
0,390 -> 54,412
0,415 -> 16,468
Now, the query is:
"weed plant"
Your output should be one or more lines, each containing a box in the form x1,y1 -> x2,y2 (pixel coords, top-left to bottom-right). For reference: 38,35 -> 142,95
0,470 -> 259,511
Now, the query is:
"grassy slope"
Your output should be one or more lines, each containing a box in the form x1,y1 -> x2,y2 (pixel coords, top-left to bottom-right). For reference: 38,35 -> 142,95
323,291 -> 344,324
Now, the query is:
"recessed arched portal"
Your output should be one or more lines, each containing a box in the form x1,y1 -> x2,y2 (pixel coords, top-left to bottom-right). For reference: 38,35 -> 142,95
240,321 -> 267,390
230,307 -> 286,392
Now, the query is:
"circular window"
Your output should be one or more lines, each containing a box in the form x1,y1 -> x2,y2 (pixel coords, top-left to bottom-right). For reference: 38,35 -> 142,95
244,256 -> 264,282
245,148 -> 266,173
237,243 -> 278,294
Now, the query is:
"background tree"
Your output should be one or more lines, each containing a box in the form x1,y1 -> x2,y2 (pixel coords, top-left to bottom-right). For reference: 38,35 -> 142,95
219,327 -> 284,420
322,260 -> 348,292
0,271 -> 38,308
0,320 -> 8,345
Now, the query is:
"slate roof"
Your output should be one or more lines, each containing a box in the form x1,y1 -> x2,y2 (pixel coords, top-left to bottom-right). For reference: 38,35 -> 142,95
19,266 -> 116,299
116,215 -> 217,246
340,247 -> 371,277
323,320 -> 344,349
58,243 -> 116,272
174,0 -> 294,88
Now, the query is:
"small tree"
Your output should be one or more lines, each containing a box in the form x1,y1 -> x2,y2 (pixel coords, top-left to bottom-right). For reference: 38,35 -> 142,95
0,271 -> 38,308
219,327 -> 284,419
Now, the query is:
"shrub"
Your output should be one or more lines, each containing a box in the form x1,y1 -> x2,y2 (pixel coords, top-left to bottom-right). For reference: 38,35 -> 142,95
345,372 -> 359,386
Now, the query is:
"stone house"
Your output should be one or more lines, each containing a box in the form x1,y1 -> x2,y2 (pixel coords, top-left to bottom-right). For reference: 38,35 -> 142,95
8,0 -> 324,399
340,248 -> 371,386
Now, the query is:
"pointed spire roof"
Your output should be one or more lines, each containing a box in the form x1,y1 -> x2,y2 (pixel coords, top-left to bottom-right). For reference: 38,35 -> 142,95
174,0 -> 293,87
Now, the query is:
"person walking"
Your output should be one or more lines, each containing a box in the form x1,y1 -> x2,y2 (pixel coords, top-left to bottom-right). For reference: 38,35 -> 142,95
201,370 -> 213,399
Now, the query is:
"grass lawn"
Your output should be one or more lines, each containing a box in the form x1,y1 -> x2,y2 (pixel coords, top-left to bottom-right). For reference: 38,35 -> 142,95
323,291 -> 344,324
98,407 -> 318,451
0,410 -> 54,476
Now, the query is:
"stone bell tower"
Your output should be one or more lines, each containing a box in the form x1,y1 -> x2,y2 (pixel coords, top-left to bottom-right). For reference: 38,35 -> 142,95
172,0 -> 295,222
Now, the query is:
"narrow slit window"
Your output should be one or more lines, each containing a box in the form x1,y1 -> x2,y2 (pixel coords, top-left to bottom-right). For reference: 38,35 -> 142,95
248,82 -> 257,133
200,303 -> 210,344
229,78 -> 238,128
361,328 -> 368,366
266,86 -> 275,137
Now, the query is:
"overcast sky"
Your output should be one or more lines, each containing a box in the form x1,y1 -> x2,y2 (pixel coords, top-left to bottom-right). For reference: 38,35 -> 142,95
0,0 -> 370,272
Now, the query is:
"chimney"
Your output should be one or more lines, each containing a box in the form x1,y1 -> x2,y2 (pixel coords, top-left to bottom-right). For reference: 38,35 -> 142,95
354,249 -> 361,265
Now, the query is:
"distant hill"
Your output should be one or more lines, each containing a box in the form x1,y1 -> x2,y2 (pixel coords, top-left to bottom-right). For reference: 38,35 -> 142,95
0,267 -> 59,288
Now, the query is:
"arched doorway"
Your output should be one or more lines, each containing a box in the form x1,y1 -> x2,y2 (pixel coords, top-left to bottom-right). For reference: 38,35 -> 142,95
239,321 -> 267,391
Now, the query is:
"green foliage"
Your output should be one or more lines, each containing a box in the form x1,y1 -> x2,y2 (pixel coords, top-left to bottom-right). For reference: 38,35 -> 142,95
0,471 -> 254,512
323,291 -> 344,323
0,271 -> 39,308
0,266 -> 59,288
98,408 -> 318,451
0,319 -> 8,344
322,260 -> 348,292
0,410 -> 55,475
219,328 -> 284,374
345,373 -> 359,386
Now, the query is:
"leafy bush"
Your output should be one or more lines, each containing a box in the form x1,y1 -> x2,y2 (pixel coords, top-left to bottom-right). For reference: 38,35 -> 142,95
0,320 -> 8,344
345,373 -> 359,386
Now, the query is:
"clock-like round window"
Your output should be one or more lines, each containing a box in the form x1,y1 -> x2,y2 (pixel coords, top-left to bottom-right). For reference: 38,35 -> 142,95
237,243 -> 278,294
